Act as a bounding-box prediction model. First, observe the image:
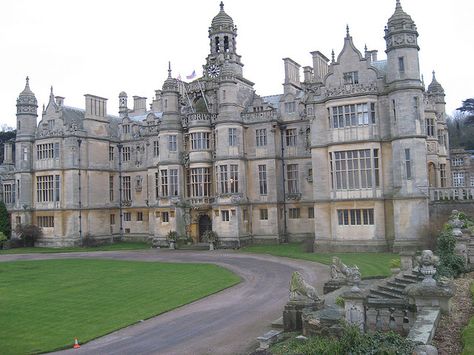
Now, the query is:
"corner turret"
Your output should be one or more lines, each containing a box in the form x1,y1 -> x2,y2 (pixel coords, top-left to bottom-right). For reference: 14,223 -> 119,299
16,76 -> 38,138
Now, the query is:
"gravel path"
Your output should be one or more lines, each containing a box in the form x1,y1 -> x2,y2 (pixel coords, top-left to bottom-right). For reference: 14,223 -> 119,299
433,271 -> 474,355
0,249 -> 329,355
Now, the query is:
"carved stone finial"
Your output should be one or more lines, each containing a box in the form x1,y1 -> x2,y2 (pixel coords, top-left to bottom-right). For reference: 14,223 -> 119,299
331,49 -> 335,63
220,1 -> 224,11
396,0 -> 402,9
346,24 -> 350,37
417,250 -> 440,286
168,61 -> 172,78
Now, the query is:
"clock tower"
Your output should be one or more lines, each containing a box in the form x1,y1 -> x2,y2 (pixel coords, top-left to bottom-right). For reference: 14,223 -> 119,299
205,2 -> 243,79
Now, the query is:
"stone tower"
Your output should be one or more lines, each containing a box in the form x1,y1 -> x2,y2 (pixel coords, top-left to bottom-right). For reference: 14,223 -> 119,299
14,77 -> 38,224
385,0 -> 429,250
205,1 -> 243,77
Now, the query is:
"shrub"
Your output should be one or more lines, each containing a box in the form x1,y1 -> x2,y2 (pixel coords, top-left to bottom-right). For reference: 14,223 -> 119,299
335,296 -> 345,308
0,231 -> 7,249
82,234 -> 100,247
271,323 -> 416,355
14,224 -> 42,247
436,227 -> 465,278
202,230 -> 218,244
389,258 -> 401,269
0,201 -> 11,237
166,231 -> 178,242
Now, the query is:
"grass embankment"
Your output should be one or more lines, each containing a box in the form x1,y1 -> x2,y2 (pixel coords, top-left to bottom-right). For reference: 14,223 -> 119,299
241,243 -> 397,278
0,241 -> 149,254
462,282 -> 474,354
0,259 -> 240,354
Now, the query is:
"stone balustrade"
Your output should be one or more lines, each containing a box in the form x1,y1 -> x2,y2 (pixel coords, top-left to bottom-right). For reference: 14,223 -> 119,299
429,187 -> 474,201
187,197 -> 215,206
241,110 -> 277,121
366,298 -> 415,335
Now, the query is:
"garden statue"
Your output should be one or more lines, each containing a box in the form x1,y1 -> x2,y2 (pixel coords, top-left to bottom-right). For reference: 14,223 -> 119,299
289,271 -> 321,302
416,250 -> 439,286
330,256 -> 361,286
448,210 -> 463,237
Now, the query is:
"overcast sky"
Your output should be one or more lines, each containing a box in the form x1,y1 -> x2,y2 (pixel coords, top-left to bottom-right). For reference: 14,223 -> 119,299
1,0 -> 472,128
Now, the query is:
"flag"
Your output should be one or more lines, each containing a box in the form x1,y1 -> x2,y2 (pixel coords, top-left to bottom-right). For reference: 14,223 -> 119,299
186,70 -> 196,80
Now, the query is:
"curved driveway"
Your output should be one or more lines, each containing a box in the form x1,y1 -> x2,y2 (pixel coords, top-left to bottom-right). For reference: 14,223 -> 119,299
0,250 -> 329,355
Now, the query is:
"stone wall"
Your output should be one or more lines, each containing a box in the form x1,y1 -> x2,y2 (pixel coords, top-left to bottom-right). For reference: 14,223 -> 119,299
429,201 -> 474,231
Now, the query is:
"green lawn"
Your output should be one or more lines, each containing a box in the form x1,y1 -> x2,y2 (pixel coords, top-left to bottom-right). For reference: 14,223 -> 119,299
462,282 -> 474,354
0,259 -> 240,354
0,241 -> 149,254
241,243 -> 398,278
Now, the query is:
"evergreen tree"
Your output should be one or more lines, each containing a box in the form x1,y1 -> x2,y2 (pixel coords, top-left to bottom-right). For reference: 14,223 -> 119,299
0,201 -> 11,237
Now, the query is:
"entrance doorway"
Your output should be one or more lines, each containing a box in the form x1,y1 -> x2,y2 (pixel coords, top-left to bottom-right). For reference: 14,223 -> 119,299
198,215 -> 212,242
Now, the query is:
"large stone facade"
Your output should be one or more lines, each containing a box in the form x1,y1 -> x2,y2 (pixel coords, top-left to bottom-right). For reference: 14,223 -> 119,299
0,1 -> 451,250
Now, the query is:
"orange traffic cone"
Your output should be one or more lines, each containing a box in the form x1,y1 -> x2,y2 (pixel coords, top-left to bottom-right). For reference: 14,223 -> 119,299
73,337 -> 81,349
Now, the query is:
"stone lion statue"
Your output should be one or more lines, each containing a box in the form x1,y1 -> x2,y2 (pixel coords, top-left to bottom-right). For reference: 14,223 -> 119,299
330,257 -> 361,285
289,271 -> 321,302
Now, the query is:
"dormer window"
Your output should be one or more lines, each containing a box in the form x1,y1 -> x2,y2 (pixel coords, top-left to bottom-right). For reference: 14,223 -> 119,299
123,124 -> 130,134
343,71 -> 359,84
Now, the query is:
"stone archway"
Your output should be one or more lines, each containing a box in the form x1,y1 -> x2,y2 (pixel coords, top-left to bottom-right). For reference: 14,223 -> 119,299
428,162 -> 436,187
198,214 -> 212,242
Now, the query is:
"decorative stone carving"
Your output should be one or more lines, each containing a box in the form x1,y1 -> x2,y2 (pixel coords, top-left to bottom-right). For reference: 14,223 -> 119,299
416,250 -> 439,286
448,210 -> 464,237
330,256 -> 361,286
289,271 -> 321,302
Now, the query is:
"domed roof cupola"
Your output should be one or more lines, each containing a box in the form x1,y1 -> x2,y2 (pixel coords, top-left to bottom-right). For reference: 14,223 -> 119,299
16,76 -> 38,115
384,0 -> 419,52
162,62 -> 178,92
211,2 -> 234,31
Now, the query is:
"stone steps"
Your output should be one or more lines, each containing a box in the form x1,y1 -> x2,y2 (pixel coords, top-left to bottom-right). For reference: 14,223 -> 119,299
369,288 -> 405,299
378,285 -> 405,296
368,272 -> 422,301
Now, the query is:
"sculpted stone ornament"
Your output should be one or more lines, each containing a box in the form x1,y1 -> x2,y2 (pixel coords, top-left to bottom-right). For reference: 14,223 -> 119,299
289,271 -> 321,302
417,250 -> 439,286
448,210 -> 464,237
330,257 -> 360,284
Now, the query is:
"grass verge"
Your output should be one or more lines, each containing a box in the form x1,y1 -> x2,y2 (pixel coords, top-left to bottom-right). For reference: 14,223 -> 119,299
461,281 -> 474,354
0,259 -> 240,354
0,241 -> 149,254
241,243 -> 397,278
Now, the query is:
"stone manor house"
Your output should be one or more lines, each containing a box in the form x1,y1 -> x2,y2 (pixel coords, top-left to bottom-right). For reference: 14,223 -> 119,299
0,1 -> 452,251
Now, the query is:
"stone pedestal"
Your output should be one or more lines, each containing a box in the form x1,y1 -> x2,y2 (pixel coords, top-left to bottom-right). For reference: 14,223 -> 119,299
400,251 -> 416,271
302,306 -> 343,337
455,236 -> 469,267
406,284 -> 454,315
342,288 -> 368,331
323,279 -> 346,294
283,299 -> 324,332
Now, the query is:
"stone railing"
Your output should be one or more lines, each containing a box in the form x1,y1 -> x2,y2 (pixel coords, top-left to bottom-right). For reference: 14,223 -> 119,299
326,83 -> 378,99
241,110 -> 277,122
429,187 -> 474,201
366,298 -> 415,334
182,113 -> 216,128
187,197 -> 215,206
